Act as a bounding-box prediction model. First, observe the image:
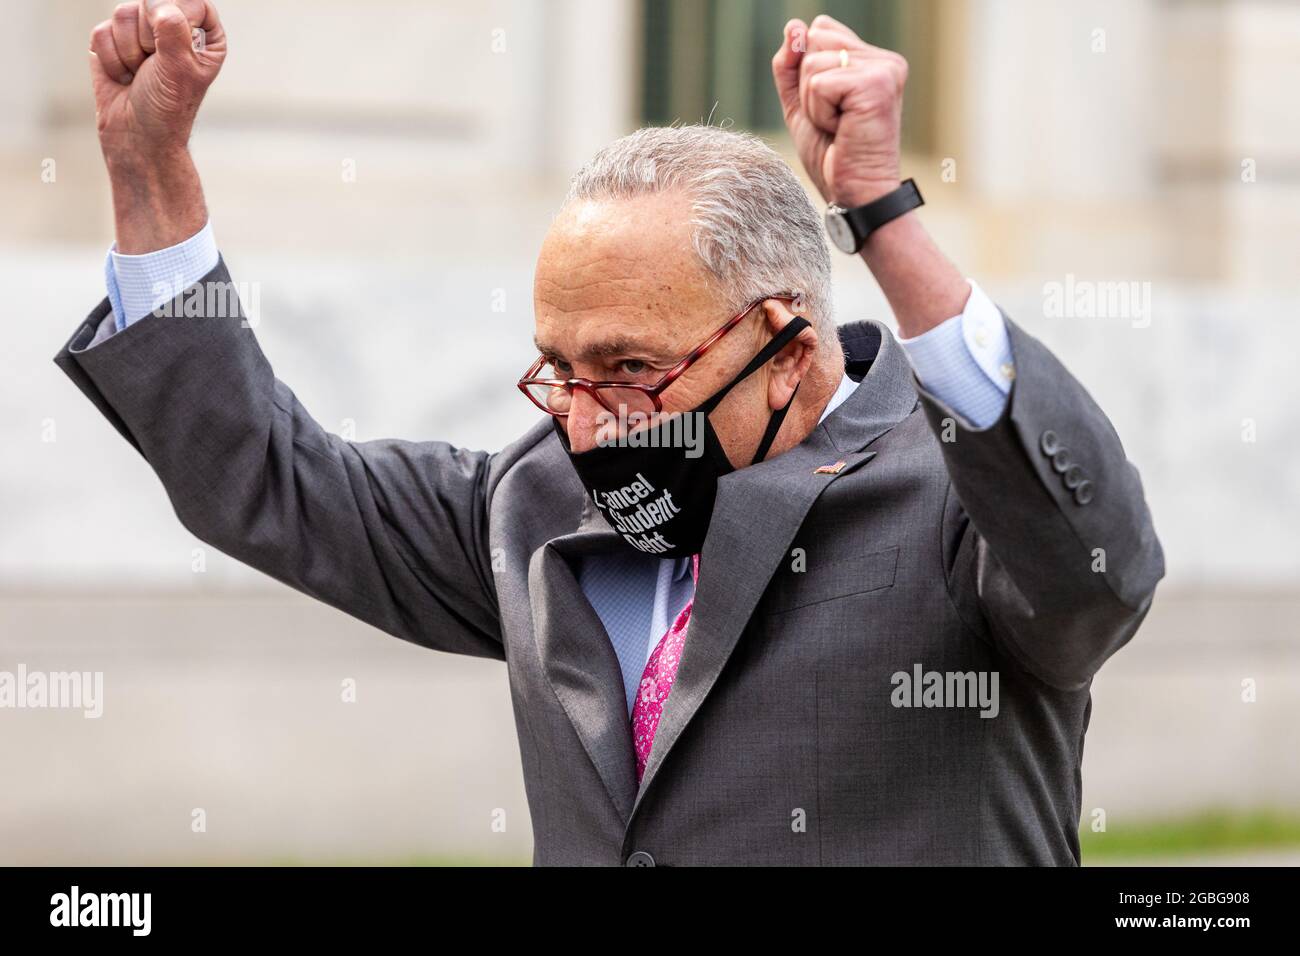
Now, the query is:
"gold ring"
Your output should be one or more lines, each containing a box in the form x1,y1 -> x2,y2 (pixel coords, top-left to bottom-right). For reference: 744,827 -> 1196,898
839,48 -> 850,69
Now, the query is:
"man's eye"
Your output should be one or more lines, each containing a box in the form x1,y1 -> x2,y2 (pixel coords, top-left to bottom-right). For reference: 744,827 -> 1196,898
619,359 -> 647,376
549,359 -> 572,376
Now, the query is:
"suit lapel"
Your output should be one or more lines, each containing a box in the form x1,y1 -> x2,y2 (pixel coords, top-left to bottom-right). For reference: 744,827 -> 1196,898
528,495 -> 640,822
631,320 -> 919,812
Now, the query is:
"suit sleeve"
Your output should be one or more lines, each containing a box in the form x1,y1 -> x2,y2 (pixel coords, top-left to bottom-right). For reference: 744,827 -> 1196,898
918,312 -> 1166,690
53,256 -> 505,660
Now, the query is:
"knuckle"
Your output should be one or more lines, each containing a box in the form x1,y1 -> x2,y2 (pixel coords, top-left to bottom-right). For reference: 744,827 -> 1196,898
859,68 -> 897,100
112,3 -> 136,22
872,66 -> 897,89
89,21 -> 113,48
801,51 -> 830,76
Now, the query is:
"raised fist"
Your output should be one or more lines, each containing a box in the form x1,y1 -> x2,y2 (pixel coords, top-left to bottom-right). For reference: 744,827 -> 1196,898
772,14 -> 907,208
88,0 -> 227,162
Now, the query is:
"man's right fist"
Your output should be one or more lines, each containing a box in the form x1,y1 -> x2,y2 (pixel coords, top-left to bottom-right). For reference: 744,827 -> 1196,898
89,0 -> 226,162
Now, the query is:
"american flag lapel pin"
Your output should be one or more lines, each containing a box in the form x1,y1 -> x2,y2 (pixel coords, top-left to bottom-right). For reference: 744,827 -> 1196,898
814,460 -> 847,475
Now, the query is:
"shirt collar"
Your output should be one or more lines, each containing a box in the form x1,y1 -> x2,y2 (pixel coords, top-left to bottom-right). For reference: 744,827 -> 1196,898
817,370 -> 858,425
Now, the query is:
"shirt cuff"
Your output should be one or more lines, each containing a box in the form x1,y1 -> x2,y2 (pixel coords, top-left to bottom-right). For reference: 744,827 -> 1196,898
897,279 -> 1014,428
106,220 -> 219,332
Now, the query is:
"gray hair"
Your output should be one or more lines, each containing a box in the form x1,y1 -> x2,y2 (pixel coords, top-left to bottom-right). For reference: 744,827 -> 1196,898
562,125 -> 834,338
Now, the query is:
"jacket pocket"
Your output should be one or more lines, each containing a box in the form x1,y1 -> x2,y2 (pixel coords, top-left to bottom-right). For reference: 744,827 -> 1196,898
766,545 -> 899,614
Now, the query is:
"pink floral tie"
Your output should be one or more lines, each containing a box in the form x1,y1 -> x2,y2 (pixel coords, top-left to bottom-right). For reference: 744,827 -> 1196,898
632,553 -> 700,783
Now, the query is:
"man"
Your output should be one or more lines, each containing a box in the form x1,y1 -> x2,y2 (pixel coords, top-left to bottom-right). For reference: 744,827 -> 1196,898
62,3 -> 1163,865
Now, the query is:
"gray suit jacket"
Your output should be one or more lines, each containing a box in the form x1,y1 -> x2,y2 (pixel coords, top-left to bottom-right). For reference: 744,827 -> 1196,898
54,259 -> 1164,865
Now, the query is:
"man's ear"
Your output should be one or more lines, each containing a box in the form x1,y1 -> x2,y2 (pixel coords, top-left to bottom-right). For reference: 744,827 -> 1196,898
760,297 -> 818,411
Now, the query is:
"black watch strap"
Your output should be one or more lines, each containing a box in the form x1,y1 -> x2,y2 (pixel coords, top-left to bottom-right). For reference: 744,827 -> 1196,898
839,178 -> 924,250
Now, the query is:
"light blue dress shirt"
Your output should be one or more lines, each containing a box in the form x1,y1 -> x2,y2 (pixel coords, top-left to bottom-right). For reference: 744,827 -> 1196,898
101,220 -> 1013,714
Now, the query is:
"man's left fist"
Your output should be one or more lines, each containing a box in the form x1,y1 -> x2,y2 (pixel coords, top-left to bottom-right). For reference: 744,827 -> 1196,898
772,14 -> 907,208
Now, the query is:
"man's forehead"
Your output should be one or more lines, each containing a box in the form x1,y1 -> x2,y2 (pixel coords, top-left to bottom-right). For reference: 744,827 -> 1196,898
533,193 -> 723,356
537,197 -> 702,295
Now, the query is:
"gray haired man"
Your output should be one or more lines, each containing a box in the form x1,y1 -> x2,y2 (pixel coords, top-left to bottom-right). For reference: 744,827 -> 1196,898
63,5 -> 1163,864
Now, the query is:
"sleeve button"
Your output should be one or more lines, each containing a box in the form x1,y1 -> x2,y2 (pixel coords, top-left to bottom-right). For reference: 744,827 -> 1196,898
1040,430 -> 1060,456
1074,480 -> 1095,505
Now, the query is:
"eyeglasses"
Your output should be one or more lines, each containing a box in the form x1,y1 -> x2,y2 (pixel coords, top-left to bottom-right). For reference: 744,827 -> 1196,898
518,293 -> 802,419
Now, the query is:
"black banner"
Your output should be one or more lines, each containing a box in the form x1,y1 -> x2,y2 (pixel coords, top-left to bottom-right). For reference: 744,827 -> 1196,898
0,865 -> 1284,941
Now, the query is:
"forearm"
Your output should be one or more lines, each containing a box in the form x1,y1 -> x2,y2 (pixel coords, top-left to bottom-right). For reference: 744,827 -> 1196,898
104,147 -> 208,255
857,209 -> 971,339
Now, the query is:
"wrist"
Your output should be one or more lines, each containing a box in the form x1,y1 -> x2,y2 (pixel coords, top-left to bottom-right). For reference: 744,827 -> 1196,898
102,142 -> 193,182
832,176 -> 901,208
104,147 -> 207,255
858,204 -> 919,256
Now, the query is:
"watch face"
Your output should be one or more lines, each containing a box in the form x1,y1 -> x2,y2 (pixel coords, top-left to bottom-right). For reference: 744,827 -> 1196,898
825,209 -> 857,254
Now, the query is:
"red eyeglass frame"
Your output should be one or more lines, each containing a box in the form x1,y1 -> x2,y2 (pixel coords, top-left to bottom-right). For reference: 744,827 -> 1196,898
517,292 -> 802,418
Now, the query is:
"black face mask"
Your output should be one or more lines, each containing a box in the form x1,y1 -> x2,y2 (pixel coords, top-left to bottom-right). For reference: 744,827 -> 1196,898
553,316 -> 811,558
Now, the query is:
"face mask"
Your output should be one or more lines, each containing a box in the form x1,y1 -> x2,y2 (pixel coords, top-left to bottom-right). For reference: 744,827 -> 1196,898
553,316 -> 811,558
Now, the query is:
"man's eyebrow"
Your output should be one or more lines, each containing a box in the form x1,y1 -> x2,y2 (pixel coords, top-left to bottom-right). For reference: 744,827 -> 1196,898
533,335 -> 673,361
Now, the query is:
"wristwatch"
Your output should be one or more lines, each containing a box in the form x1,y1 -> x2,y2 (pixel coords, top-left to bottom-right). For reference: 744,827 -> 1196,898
824,178 -> 925,254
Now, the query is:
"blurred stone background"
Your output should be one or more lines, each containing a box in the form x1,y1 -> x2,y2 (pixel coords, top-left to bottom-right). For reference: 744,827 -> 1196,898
1,0 -> 1297,864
